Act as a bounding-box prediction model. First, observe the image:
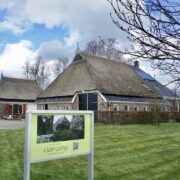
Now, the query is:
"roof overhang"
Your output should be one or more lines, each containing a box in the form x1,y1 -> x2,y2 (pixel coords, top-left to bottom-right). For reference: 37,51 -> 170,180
103,94 -> 170,105
0,98 -> 35,103
163,96 -> 180,100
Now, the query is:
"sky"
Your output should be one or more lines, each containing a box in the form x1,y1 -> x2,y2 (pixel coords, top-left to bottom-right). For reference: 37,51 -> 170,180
0,0 -> 172,87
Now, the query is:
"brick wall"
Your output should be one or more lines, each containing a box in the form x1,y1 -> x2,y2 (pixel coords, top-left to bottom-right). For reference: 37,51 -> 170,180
37,93 -> 178,112
71,95 -> 79,110
37,95 -> 79,111
98,94 -> 108,111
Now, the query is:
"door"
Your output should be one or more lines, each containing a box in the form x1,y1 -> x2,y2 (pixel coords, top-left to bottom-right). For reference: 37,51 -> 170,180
88,93 -> 98,110
78,93 -> 98,110
79,94 -> 87,110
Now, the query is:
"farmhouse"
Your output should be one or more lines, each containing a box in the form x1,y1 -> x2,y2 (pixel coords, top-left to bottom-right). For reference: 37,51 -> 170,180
0,74 -> 41,119
37,52 -> 180,112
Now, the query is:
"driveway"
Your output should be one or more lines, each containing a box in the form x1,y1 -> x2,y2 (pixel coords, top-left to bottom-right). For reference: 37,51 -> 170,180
0,119 -> 25,129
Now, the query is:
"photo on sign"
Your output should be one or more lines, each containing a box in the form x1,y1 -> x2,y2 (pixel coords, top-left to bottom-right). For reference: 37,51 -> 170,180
37,115 -> 85,143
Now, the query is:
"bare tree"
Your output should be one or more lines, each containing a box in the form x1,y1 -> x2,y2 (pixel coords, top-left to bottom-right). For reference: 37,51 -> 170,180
23,56 -> 50,89
84,37 -> 127,61
52,58 -> 69,77
22,58 -> 31,80
108,0 -> 180,87
30,56 -> 50,89
85,40 -> 99,56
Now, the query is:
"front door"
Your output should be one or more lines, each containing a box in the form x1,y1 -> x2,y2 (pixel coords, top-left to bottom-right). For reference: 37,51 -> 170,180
78,93 -> 98,110
79,94 -> 87,110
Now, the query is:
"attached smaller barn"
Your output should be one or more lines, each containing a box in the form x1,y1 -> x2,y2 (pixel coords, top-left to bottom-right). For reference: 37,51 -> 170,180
0,74 -> 41,119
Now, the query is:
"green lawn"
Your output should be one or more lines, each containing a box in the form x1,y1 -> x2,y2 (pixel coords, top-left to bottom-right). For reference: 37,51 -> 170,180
0,123 -> 180,180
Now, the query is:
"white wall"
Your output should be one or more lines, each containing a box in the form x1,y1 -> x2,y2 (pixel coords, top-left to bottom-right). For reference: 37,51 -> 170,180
26,103 -> 37,111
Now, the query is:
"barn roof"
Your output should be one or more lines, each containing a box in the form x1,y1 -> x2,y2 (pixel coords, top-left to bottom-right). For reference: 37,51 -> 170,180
143,80 -> 176,98
0,76 -> 41,101
132,67 -> 155,81
132,67 -> 176,98
39,53 -> 164,99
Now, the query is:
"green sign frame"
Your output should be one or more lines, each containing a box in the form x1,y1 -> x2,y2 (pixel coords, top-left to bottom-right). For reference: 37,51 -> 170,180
24,110 -> 94,180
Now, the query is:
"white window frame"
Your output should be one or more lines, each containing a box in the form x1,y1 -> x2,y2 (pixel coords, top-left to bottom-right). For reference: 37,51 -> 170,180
144,105 -> 148,111
113,104 -> 119,111
176,102 -> 179,112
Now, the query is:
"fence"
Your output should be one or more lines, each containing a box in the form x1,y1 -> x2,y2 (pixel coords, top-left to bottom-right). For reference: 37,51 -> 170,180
94,111 -> 180,124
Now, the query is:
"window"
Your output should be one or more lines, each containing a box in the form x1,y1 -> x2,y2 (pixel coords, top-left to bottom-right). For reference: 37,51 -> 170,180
43,104 -> 48,110
134,105 -> 139,111
125,105 -> 129,111
164,106 -> 168,112
143,105 -> 148,111
113,104 -> 119,111
13,104 -> 22,114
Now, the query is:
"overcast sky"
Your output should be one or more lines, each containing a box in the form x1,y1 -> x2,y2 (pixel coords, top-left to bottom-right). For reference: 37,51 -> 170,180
0,0 -> 172,87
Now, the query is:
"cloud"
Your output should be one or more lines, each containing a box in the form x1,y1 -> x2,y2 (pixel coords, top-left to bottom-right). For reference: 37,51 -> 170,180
0,0 -> 32,34
0,0 -> 128,48
0,40 -> 33,77
0,0 -> 14,10
36,40 -> 69,61
64,31 -> 80,48
0,20 -> 31,34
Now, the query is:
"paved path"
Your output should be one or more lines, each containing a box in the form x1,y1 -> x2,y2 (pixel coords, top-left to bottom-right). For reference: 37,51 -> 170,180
0,119 -> 25,129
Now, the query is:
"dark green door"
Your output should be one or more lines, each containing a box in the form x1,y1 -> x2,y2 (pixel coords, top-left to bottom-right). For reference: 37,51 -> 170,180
79,94 -> 87,110
78,93 -> 98,110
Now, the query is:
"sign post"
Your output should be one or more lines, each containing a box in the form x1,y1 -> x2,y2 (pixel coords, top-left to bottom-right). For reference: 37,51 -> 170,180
24,112 -> 31,180
88,112 -> 94,180
24,110 -> 94,180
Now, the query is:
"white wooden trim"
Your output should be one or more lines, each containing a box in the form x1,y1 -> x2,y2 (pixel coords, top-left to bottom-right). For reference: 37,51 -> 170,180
74,90 -> 107,102
96,91 -> 107,102
71,93 -> 77,103
108,100 -> 170,105
27,110 -> 94,114
0,101 -> 28,104
37,101 -> 72,105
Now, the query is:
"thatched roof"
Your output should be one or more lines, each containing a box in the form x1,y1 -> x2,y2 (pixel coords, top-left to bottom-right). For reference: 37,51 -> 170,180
39,53 -> 163,99
0,76 -> 41,101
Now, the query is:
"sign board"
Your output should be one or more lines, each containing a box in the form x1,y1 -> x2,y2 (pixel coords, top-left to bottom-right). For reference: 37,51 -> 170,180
24,110 -> 94,180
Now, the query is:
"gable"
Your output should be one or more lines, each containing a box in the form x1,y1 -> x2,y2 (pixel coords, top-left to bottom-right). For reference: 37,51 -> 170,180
73,53 -> 85,62
38,60 -> 97,98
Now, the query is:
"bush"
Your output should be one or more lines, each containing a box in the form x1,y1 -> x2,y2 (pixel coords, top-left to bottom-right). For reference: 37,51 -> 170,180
94,111 -> 179,125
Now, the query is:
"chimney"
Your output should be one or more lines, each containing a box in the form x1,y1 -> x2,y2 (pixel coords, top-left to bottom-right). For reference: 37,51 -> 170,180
134,61 -> 139,68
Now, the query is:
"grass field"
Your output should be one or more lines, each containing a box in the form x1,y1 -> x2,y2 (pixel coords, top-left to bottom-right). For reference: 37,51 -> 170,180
0,123 -> 180,180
